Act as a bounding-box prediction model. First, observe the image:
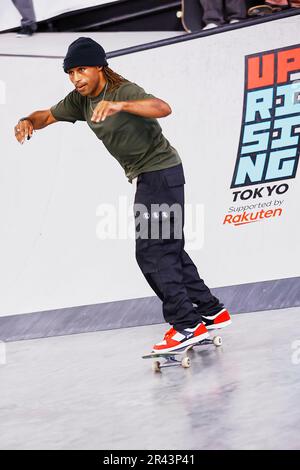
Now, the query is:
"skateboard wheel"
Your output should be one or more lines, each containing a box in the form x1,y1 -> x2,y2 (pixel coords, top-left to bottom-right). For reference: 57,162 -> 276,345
152,361 -> 161,372
181,357 -> 191,368
213,335 -> 222,347
176,11 -> 183,18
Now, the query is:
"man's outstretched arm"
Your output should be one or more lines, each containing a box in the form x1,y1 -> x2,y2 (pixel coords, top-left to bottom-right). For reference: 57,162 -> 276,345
14,109 -> 57,144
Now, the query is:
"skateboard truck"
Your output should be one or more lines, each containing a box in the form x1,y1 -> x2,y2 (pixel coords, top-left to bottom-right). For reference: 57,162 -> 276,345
142,335 -> 222,372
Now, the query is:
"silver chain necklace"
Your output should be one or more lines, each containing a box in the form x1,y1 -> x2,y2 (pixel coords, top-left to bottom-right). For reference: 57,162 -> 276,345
89,81 -> 108,113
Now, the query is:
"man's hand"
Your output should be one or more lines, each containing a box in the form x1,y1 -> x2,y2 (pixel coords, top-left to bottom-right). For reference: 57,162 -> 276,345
14,119 -> 34,144
91,101 -> 123,123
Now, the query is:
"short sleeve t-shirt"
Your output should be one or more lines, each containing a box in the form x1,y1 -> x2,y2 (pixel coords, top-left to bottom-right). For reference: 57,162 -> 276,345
50,81 -> 181,182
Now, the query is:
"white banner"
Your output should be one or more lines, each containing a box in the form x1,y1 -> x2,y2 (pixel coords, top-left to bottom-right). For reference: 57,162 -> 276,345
0,15 -> 299,317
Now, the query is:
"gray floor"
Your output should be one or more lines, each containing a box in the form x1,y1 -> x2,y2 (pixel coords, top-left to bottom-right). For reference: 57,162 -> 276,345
0,307 -> 299,450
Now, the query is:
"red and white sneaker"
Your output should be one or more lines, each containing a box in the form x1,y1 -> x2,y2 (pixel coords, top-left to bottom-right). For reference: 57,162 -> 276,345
152,322 -> 209,353
201,308 -> 232,330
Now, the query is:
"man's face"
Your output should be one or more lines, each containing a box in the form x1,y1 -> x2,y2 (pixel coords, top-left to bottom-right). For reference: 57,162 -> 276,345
67,66 -> 102,96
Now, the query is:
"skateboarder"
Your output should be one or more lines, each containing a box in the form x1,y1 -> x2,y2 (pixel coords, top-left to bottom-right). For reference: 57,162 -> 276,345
14,37 -> 231,353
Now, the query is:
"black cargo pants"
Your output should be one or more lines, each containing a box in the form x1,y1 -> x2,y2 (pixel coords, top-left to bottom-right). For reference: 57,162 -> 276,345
134,163 -> 223,331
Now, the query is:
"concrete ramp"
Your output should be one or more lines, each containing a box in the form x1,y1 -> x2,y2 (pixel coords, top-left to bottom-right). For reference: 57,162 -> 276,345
0,307 -> 299,449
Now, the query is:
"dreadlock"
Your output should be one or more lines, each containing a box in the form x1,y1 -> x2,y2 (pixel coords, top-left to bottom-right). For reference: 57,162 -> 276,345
102,66 -> 128,92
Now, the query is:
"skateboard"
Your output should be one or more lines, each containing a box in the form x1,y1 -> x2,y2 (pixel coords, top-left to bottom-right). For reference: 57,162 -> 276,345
177,0 -> 203,33
247,4 -> 281,17
142,335 -> 222,372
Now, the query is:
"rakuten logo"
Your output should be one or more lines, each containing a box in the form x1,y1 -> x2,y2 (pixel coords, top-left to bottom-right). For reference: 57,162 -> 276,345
223,208 -> 283,226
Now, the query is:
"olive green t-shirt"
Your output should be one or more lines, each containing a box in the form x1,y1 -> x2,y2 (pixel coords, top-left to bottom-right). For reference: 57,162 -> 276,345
50,81 -> 181,182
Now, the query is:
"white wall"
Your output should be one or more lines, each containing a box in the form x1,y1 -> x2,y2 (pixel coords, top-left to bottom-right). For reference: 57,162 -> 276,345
0,0 -> 119,31
0,16 -> 300,317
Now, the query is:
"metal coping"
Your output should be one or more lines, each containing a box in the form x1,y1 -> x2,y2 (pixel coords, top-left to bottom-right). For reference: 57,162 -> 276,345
0,8 -> 299,60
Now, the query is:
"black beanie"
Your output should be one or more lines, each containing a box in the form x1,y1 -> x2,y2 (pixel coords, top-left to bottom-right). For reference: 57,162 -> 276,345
63,37 -> 108,73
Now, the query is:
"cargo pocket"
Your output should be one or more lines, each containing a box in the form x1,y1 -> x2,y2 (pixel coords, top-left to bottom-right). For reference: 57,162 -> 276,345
164,171 -> 185,188
162,169 -> 185,208
162,168 -> 185,238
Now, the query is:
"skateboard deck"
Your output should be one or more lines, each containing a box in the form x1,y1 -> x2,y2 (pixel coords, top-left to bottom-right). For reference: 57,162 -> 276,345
178,0 -> 203,33
248,5 -> 275,17
142,335 -> 222,372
